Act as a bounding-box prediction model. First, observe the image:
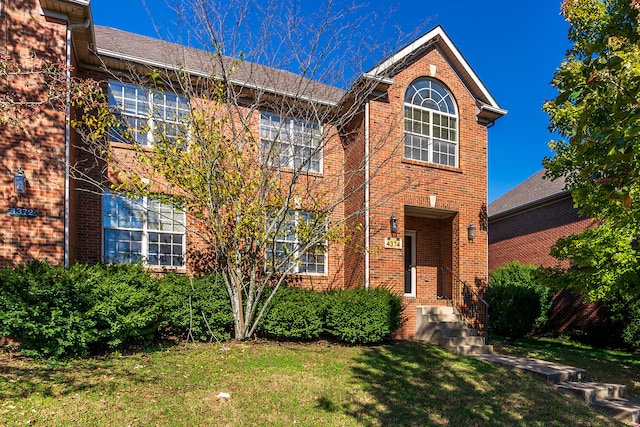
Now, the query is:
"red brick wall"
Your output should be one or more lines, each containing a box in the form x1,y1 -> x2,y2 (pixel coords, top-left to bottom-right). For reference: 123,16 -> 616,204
362,45 -> 490,338
488,197 -> 594,271
0,0 -> 68,266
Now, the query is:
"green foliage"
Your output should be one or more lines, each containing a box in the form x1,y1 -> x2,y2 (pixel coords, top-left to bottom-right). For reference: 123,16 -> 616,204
0,262 -> 98,358
259,286 -> 326,340
487,262 -> 553,338
0,263 -> 162,358
324,287 -> 403,344
159,274 -> 232,342
606,293 -> 640,351
544,0 -> 640,222
84,264 -> 162,349
550,222 -> 640,299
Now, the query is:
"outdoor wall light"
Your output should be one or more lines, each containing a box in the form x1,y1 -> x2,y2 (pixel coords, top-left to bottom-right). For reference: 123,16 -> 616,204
467,223 -> 476,243
14,167 -> 26,195
390,215 -> 398,234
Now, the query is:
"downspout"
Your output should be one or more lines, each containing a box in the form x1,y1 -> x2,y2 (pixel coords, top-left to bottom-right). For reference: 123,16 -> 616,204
364,100 -> 370,290
65,19 -> 90,267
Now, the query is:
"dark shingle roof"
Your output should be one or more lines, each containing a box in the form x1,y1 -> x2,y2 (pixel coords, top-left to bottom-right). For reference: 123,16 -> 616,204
92,26 -> 345,105
488,169 -> 567,217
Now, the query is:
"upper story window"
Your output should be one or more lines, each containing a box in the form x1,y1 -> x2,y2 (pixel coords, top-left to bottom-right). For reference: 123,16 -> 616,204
108,81 -> 190,146
404,78 -> 458,167
260,112 -> 322,173
103,191 -> 186,268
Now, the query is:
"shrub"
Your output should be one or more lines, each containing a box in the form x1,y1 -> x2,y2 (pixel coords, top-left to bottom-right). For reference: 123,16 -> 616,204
324,287 -> 403,344
0,262 -> 163,358
0,262 -> 98,358
605,292 -> 640,351
85,264 -> 162,349
259,286 -> 325,340
159,274 -> 232,342
487,262 -> 553,338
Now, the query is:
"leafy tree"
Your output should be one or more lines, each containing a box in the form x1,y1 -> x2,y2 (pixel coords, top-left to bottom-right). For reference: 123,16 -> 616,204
543,0 -> 640,300
71,0 -> 416,340
550,222 -> 640,299
544,0 -> 640,223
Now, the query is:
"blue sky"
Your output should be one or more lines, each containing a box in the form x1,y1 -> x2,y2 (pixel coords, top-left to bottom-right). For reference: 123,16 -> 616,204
91,0 -> 571,202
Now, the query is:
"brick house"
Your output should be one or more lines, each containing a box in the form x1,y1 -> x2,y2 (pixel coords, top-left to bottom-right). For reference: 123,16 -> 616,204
488,170 -> 611,341
488,169 -> 594,271
1,0 -> 506,338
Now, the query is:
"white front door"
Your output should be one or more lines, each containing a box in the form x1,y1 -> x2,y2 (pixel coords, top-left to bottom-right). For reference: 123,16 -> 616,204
404,231 -> 416,297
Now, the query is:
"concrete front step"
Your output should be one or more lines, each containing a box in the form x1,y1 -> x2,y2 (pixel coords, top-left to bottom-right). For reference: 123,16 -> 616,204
418,306 -> 455,315
470,354 -> 640,425
416,305 -> 491,355
444,343 -> 494,356
418,327 -> 478,343
421,313 -> 463,323
591,397 -> 640,425
555,381 -> 626,403
469,354 -> 587,385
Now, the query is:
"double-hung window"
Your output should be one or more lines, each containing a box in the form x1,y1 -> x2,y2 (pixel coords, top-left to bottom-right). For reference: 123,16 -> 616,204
260,112 -> 322,173
267,210 -> 327,275
103,192 -> 186,268
108,81 -> 189,146
404,78 -> 458,167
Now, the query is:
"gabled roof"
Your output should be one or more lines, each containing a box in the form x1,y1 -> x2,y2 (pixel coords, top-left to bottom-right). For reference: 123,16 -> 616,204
367,26 -> 507,124
488,169 -> 568,219
81,26 -> 345,106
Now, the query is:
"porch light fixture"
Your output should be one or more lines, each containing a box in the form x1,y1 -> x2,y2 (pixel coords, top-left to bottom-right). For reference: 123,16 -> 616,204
14,167 -> 26,195
390,215 -> 398,234
467,223 -> 476,243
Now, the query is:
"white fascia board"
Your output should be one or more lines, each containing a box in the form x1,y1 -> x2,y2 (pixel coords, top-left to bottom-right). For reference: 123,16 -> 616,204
96,48 -> 339,107
480,103 -> 508,116
368,26 -> 503,111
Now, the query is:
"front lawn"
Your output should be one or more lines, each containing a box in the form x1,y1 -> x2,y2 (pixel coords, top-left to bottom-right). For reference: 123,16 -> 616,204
0,341 -> 620,426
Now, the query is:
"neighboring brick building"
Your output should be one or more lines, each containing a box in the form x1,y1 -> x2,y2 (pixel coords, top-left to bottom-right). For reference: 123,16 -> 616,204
488,170 -> 610,340
488,169 -> 594,271
2,0 -> 506,338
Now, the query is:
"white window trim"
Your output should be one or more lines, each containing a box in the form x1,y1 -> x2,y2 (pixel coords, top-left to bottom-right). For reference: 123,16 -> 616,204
108,80 -> 190,147
268,210 -> 328,276
260,112 -> 324,174
404,230 -> 417,298
403,80 -> 459,168
102,192 -> 186,269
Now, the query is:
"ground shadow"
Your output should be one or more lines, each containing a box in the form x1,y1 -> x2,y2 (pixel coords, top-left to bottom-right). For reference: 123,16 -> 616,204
317,341 -> 617,426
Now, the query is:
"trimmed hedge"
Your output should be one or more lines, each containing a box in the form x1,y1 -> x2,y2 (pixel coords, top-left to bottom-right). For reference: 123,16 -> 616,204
324,287 -> 403,344
259,286 -> 326,340
487,262 -> 553,338
260,286 -> 404,344
0,262 -> 160,358
159,273 -> 232,342
0,262 -> 404,358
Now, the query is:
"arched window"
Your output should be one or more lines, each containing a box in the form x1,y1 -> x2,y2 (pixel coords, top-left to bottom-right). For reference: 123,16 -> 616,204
404,78 -> 458,167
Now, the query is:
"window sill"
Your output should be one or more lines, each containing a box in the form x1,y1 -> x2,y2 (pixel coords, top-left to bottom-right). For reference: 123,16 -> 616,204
145,265 -> 187,272
109,141 -> 152,151
401,158 -> 462,174
266,165 -> 324,178
288,272 -> 329,278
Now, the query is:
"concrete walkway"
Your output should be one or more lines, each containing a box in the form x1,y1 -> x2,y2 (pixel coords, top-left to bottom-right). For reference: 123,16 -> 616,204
470,354 -> 586,384
469,353 -> 640,425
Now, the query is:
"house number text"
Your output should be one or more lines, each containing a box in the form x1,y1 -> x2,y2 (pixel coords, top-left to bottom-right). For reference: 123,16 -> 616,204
384,237 -> 402,249
8,207 -> 38,218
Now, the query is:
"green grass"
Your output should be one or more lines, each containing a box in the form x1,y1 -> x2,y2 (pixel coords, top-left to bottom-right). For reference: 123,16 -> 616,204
493,336 -> 640,397
0,341 -> 622,426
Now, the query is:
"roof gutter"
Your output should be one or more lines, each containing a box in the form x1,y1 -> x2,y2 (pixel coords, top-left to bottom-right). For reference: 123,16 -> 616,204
489,191 -> 570,222
95,48 -> 341,108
